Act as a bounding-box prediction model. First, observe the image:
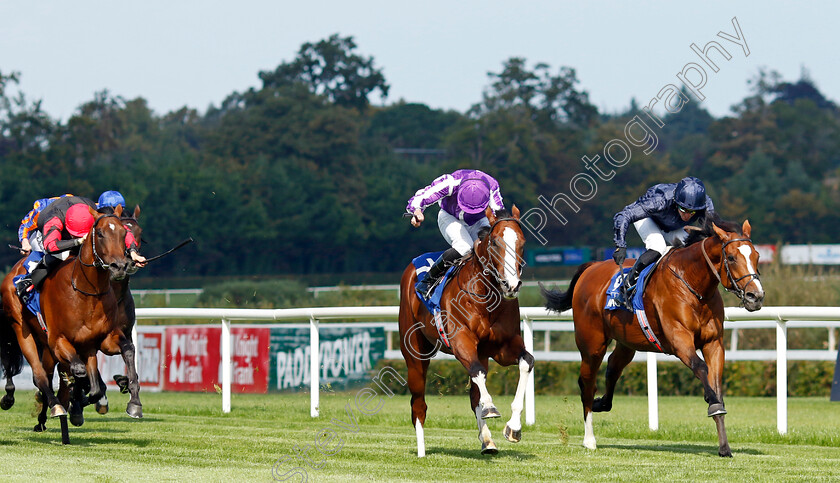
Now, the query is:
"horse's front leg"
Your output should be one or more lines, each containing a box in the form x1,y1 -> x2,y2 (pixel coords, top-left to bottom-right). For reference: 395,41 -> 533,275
702,337 -> 731,457
493,336 -> 534,444
469,357 -> 497,454
102,332 -> 142,418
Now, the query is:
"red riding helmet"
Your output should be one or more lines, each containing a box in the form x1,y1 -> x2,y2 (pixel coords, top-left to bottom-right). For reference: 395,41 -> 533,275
65,204 -> 95,237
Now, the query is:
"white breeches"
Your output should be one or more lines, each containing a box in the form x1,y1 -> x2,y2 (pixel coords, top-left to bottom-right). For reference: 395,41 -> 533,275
633,218 -> 688,255
438,210 -> 490,256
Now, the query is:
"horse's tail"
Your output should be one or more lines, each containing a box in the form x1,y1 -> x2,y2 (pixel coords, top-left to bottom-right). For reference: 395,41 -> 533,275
0,309 -> 23,379
540,261 -> 595,313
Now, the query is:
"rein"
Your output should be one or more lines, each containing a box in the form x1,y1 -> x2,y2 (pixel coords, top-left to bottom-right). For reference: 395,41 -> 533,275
670,235 -> 760,305
71,214 -> 121,296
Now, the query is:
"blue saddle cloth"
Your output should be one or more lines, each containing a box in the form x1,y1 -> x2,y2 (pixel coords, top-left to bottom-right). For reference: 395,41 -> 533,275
412,251 -> 457,314
14,251 -> 44,321
604,263 -> 657,312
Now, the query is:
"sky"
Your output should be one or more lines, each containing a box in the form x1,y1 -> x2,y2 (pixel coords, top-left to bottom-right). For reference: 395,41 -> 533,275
1,1 -> 837,121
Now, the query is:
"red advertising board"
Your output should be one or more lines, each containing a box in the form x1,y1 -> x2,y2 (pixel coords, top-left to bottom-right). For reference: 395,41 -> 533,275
163,326 -> 269,393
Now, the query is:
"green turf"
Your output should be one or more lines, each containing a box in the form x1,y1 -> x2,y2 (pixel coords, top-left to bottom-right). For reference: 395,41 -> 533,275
0,390 -> 838,481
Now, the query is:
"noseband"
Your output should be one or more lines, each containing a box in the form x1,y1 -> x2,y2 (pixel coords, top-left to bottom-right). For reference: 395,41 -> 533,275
701,237 -> 761,303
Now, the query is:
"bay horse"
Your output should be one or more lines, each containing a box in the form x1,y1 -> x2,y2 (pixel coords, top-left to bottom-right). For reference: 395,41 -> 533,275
60,205 -> 143,426
541,217 -> 764,457
0,206 -> 142,437
398,206 -> 534,456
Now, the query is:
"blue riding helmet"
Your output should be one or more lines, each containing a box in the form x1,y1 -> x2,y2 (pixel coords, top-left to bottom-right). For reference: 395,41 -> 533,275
98,190 -> 126,208
674,177 -> 707,211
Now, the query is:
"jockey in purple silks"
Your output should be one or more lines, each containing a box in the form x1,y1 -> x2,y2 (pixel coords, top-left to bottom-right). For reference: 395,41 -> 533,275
407,169 -> 505,298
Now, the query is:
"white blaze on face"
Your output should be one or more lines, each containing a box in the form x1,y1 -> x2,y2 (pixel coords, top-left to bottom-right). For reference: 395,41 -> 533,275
502,227 -> 520,289
109,223 -> 116,231
737,245 -> 763,292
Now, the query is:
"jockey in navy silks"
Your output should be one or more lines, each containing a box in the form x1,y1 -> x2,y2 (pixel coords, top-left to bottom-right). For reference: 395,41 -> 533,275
612,176 -> 715,300
407,169 -> 505,298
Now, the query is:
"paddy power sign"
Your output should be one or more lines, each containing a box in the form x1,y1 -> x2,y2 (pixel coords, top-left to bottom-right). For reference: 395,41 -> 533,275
270,326 -> 386,392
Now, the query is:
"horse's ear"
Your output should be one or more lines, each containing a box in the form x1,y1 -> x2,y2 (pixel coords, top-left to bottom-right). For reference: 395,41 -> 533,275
742,219 -> 751,238
485,206 -> 496,224
114,204 -> 124,217
712,223 -> 730,241
512,205 -> 520,219
133,205 -> 141,219
89,206 -> 101,220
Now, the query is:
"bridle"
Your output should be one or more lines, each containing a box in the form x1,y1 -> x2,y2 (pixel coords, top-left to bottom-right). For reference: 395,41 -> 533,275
700,236 -> 761,303
72,213 -> 123,296
471,217 -> 526,291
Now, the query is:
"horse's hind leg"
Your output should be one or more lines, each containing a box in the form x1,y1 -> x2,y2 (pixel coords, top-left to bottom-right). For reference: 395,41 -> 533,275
593,343 -> 636,413
95,371 -> 109,414
702,338 -> 731,457
0,375 -> 15,410
400,320 -> 433,458
577,339 -> 609,450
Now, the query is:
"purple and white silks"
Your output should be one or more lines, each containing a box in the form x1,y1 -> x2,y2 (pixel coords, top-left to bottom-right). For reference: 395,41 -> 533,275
406,169 -> 504,226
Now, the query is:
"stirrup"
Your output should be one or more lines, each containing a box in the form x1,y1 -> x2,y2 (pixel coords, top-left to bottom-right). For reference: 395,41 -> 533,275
15,278 -> 33,299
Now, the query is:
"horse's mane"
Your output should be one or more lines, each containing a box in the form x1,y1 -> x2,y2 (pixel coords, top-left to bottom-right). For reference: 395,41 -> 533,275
677,212 -> 743,247
477,210 -> 512,240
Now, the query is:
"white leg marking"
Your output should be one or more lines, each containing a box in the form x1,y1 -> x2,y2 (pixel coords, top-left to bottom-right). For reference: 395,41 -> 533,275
737,245 -> 764,292
506,358 -> 530,432
475,405 -> 492,445
583,411 -> 597,450
502,227 -> 520,289
415,419 -> 425,458
471,372 -> 493,408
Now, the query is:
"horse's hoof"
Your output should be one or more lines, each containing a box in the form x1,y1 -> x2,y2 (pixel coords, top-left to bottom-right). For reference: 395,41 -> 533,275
481,405 -> 501,419
33,422 -> 46,432
583,436 -> 597,450
719,447 -> 733,458
96,400 -> 109,415
481,441 -> 498,455
0,395 -> 14,410
70,362 -> 86,379
503,424 -> 522,443
49,404 -> 67,418
592,397 -> 612,413
69,413 -> 84,427
126,402 -> 143,419
708,403 -> 727,417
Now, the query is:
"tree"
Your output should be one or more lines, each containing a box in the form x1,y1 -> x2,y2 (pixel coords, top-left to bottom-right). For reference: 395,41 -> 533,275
259,34 -> 389,110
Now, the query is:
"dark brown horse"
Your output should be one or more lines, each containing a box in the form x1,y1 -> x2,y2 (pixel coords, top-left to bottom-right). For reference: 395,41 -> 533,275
0,206 -> 142,437
399,206 -> 534,456
542,218 -> 764,457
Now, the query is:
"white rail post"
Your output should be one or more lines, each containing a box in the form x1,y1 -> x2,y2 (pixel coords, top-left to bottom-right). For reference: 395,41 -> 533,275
131,324 -> 139,375
221,318 -> 231,414
523,316 -> 535,426
647,352 -> 659,431
776,318 -> 788,435
310,316 -> 320,418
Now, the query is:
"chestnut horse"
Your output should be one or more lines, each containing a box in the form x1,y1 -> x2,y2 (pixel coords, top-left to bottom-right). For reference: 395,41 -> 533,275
399,206 -> 534,456
542,217 -> 764,457
0,206 -> 142,437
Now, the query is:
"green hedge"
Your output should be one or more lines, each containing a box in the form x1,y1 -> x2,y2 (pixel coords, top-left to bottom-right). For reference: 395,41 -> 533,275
375,359 -> 838,398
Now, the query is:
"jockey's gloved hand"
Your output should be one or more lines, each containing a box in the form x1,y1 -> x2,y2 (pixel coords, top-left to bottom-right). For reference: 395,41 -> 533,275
613,246 -> 626,266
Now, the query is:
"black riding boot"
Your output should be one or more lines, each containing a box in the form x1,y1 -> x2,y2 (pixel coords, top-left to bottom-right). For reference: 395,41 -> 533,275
415,248 -> 461,299
620,249 -> 662,302
15,255 -> 59,301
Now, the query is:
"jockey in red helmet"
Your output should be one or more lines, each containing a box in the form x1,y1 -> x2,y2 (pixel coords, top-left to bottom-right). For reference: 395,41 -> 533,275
14,195 -> 145,300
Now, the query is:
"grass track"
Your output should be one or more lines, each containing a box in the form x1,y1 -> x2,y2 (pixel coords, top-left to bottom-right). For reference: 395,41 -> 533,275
0,390 -> 838,481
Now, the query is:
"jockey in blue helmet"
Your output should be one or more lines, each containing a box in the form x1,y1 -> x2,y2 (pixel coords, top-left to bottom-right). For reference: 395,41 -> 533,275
407,169 -> 505,298
97,190 -> 126,212
612,176 -> 715,300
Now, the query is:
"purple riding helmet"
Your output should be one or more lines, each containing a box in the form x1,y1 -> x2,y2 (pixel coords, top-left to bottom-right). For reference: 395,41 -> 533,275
457,179 -> 491,214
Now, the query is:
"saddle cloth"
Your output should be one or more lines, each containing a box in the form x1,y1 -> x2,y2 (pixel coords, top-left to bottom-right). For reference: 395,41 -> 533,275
411,251 -> 458,348
604,261 -> 663,351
